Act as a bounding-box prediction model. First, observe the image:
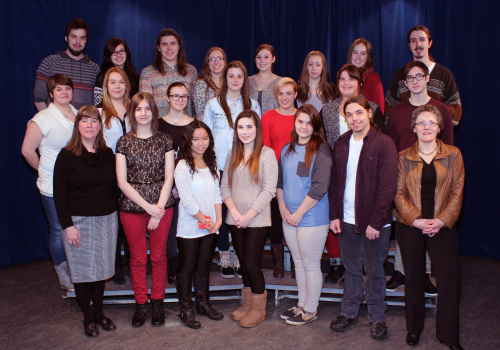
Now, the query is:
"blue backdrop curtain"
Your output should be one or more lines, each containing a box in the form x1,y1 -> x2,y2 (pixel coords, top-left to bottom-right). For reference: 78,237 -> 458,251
1,0 -> 498,268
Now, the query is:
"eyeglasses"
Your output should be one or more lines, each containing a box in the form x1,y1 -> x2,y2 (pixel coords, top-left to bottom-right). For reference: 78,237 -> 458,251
209,57 -> 224,62
405,74 -> 426,83
415,121 -> 439,127
169,94 -> 189,101
112,48 -> 126,57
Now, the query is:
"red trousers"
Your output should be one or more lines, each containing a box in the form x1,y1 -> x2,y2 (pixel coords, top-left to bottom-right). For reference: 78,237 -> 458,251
325,230 -> 340,259
120,209 -> 173,304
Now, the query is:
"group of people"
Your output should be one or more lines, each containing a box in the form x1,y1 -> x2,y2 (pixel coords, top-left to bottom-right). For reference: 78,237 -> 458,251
22,18 -> 465,349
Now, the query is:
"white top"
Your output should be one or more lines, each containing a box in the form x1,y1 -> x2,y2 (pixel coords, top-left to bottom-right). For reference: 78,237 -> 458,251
338,113 -> 350,136
343,135 -> 363,224
30,103 -> 77,196
98,108 -> 131,153
174,159 -> 223,238
202,95 -> 261,170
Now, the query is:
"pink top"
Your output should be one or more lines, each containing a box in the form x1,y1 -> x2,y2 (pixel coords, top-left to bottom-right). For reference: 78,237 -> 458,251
362,72 -> 385,114
261,109 -> 295,161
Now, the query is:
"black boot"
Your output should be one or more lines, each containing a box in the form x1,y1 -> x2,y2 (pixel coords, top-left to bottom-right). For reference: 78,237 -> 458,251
151,299 -> 165,327
167,256 -> 179,285
271,244 -> 285,278
176,273 -> 201,329
132,303 -> 148,328
194,271 -> 223,321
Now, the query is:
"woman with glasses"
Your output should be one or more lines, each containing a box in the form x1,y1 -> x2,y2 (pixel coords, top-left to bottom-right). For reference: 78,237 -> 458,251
94,37 -> 139,107
140,28 -> 197,117
249,44 -> 281,115
394,105 -> 464,349
193,47 -> 226,119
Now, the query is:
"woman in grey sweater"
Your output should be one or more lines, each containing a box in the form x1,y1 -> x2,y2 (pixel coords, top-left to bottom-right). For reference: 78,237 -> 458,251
221,110 -> 278,328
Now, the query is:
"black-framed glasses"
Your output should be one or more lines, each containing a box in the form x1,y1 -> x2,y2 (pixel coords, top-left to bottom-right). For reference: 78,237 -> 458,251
169,94 -> 189,101
209,57 -> 224,62
415,121 -> 438,127
405,74 -> 426,83
112,48 -> 126,57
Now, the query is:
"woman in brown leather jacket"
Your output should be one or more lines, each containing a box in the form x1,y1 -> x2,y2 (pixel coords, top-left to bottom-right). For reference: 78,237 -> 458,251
394,104 -> 465,350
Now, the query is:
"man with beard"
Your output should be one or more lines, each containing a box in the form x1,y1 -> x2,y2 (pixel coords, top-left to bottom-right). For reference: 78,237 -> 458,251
34,18 -> 99,111
385,26 -> 462,126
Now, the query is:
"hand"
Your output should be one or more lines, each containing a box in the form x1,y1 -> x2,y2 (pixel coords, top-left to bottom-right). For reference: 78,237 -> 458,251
366,225 -> 380,240
236,213 -> 252,229
330,219 -> 341,234
279,205 -> 293,226
146,204 -> 165,219
148,217 -> 160,231
208,220 -> 222,234
412,218 -> 433,232
424,219 -> 445,237
288,212 -> 304,227
66,226 -> 81,248
230,209 -> 242,226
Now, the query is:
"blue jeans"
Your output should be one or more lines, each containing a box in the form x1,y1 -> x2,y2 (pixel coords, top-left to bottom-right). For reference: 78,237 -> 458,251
338,222 -> 390,322
40,194 -> 67,266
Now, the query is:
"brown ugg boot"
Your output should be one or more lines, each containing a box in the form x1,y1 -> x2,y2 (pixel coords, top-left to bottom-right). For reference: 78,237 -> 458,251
239,291 -> 267,328
232,287 -> 252,321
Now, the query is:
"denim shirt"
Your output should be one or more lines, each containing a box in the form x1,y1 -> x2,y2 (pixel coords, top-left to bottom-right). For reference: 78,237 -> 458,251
202,95 -> 261,170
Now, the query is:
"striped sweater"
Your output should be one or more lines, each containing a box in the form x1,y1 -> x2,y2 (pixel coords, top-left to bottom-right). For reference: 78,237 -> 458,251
34,51 -> 100,109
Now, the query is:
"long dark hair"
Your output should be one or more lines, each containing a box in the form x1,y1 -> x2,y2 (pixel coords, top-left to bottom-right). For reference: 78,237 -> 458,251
297,51 -> 335,104
284,104 -> 326,169
153,28 -> 188,76
177,120 -> 219,180
218,61 -> 251,129
100,37 -> 138,77
64,105 -> 107,156
227,110 -> 263,188
198,47 -> 226,96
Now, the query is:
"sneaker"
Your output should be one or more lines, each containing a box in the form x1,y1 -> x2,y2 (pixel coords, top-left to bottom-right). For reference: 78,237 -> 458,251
386,271 -> 405,291
221,266 -> 235,278
370,321 -> 388,340
424,274 -> 438,295
234,267 -> 243,279
325,264 -> 345,285
280,306 -> 300,320
330,315 -> 359,332
285,311 -> 317,325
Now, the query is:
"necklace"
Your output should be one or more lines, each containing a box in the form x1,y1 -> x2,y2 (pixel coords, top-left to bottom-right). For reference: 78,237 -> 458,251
166,114 -> 186,125
418,144 -> 438,156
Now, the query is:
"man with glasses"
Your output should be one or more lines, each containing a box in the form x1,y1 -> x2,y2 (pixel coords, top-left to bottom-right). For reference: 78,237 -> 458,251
385,61 -> 454,295
34,18 -> 99,110
385,25 -> 462,126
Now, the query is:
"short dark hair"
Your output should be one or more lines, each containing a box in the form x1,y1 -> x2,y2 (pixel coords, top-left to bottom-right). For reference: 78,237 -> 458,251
47,74 -> 74,101
411,104 -> 444,132
65,18 -> 89,38
335,64 -> 363,97
403,61 -> 429,78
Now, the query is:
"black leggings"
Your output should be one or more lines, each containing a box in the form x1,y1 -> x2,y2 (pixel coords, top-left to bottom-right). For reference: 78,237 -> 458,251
177,234 -> 217,289
229,226 -> 268,294
268,198 -> 284,244
74,280 -> 105,325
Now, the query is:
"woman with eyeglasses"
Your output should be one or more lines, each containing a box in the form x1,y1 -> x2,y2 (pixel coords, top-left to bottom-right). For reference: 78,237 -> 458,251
94,37 -> 139,107
249,44 -> 281,115
192,47 -> 226,119
394,105 -> 464,349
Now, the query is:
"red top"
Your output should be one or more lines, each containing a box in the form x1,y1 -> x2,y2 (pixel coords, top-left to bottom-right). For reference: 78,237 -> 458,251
261,109 -> 295,161
361,72 -> 385,115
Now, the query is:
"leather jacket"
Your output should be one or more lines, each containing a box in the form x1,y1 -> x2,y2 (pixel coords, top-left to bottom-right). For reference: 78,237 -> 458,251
394,139 -> 465,229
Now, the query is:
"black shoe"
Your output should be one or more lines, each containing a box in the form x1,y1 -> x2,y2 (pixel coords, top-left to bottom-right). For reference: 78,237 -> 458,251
179,309 -> 201,329
196,303 -> 224,321
221,266 -> 235,278
440,341 -> 464,350
132,303 -> 148,328
325,264 -> 345,285
406,333 -> 420,346
330,315 -> 359,332
424,274 -> 438,295
84,323 -> 99,337
234,267 -> 243,279
370,321 -> 388,340
386,271 -> 405,291
151,299 -> 165,327
97,316 -> 116,332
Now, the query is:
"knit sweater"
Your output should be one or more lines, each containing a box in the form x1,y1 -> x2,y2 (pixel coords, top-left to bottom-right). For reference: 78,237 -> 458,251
220,146 -> 278,227
192,79 -> 217,118
385,63 -> 462,125
34,51 -> 100,109
249,75 -> 281,114
139,63 -> 197,117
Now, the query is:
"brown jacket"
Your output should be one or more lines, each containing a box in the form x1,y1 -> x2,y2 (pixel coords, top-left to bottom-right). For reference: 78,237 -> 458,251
394,139 -> 465,229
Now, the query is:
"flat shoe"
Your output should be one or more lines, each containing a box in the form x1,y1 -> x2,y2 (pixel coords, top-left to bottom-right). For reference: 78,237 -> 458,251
406,333 -> 420,346
84,323 -> 99,338
98,316 -> 116,332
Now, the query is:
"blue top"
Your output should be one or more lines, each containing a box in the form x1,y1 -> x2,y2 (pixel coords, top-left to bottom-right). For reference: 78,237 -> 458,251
278,142 -> 332,227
